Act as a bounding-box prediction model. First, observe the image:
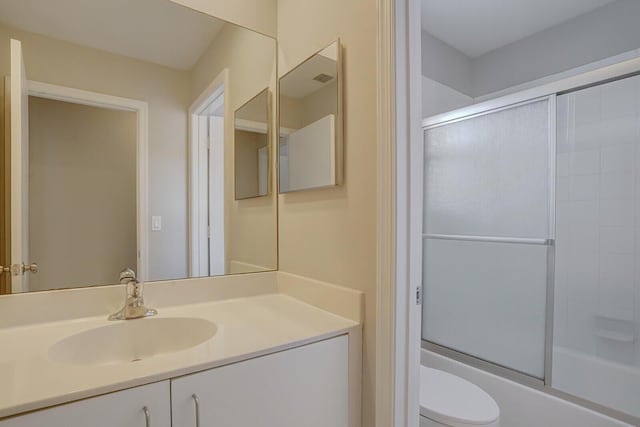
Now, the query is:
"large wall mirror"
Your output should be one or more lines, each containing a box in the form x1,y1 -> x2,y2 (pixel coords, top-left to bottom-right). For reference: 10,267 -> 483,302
0,0 -> 277,294
279,40 -> 342,193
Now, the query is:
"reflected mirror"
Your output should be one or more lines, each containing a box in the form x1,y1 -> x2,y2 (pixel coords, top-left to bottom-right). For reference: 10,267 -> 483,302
234,89 -> 270,200
279,40 -> 342,193
0,0 -> 277,294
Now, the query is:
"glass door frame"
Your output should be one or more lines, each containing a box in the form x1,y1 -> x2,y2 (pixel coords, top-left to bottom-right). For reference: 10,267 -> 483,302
420,57 -> 640,426
422,94 -> 556,386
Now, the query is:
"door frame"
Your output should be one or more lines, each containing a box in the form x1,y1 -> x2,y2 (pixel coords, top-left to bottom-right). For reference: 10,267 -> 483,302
383,2 -> 640,426
376,0 -> 423,426
188,69 -> 228,277
27,80 -> 150,281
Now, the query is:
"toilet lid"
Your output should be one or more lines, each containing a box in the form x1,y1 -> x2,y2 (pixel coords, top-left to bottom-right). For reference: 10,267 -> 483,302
420,366 -> 499,426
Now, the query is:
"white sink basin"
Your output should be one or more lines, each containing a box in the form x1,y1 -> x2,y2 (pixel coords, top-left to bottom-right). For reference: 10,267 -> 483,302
48,317 -> 217,365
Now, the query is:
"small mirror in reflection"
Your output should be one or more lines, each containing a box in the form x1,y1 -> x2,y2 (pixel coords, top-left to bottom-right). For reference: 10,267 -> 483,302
234,89 -> 270,200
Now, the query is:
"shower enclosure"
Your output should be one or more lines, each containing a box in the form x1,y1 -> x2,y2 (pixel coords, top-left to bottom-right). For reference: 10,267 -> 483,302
422,65 -> 640,423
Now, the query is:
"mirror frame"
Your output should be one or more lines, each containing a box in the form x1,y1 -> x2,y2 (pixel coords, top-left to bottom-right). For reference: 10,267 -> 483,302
277,39 -> 343,194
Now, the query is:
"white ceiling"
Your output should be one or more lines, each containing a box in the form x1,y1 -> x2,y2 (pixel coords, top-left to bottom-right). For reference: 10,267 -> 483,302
421,0 -> 618,58
0,0 -> 225,70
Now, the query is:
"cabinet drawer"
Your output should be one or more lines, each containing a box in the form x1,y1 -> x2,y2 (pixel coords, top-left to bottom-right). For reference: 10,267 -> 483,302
171,335 -> 349,427
0,381 -> 170,427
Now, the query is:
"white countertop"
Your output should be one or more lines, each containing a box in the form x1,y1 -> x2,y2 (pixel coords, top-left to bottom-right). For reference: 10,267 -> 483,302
0,293 -> 359,419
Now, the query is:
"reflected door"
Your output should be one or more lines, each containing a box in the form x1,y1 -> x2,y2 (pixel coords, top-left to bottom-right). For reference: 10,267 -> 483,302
208,115 -> 225,276
9,38 -> 31,293
189,88 -> 225,279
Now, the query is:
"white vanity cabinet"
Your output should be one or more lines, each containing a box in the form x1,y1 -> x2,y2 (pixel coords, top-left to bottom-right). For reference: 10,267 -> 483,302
0,336 -> 350,427
171,335 -> 349,427
0,381 -> 170,427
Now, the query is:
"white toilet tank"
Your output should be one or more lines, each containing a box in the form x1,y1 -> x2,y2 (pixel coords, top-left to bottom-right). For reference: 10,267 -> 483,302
420,366 -> 500,427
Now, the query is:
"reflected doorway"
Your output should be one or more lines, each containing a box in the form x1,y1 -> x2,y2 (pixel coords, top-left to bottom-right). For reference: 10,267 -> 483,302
2,51 -> 149,294
189,74 -> 226,277
28,96 -> 138,291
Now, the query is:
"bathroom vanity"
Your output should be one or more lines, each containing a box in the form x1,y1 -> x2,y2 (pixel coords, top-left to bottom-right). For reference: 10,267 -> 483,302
2,336 -> 347,427
0,274 -> 362,427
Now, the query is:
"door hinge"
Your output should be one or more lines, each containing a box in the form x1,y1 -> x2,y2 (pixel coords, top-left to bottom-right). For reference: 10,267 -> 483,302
207,225 -> 212,239
416,286 -> 423,305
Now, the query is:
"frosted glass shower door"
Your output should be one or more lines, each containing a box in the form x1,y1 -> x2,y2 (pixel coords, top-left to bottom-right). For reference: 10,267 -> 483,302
553,75 -> 640,418
423,98 -> 553,379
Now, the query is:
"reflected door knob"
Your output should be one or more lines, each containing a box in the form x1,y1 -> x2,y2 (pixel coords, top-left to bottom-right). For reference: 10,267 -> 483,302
21,263 -> 38,274
0,265 -> 10,274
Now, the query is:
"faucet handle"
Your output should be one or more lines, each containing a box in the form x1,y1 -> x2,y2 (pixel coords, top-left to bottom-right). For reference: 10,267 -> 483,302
109,268 -> 156,320
119,268 -> 136,284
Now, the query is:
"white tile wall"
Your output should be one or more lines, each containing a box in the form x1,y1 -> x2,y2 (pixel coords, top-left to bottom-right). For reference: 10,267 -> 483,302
601,145 -> 634,173
569,150 -> 600,175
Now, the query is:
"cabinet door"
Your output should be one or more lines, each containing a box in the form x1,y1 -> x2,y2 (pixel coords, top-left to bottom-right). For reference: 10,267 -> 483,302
0,381 -> 170,427
171,336 -> 349,427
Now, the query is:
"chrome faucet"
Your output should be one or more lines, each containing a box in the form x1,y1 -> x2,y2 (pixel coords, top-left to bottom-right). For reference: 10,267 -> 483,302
108,268 -> 157,320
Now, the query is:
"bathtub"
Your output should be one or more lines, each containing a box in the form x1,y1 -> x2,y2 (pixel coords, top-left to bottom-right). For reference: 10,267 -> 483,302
422,349 -> 633,427
552,346 -> 640,419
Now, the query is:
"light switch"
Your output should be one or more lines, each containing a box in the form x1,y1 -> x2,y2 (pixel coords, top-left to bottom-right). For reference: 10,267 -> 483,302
151,216 -> 162,231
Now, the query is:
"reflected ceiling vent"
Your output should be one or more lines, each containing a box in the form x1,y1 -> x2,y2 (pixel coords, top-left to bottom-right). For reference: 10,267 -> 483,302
313,73 -> 334,83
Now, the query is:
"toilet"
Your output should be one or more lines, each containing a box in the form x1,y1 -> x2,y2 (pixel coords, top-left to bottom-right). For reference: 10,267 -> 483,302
420,366 -> 500,427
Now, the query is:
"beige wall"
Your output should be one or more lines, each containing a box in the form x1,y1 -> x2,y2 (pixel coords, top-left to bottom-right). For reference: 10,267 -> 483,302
301,81 -> 338,127
0,23 -> 192,282
277,1 -> 378,425
281,81 -> 337,131
192,23 -> 277,272
191,24 -> 276,101
279,95 -> 304,129
28,97 -> 137,290
170,0 -> 277,38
